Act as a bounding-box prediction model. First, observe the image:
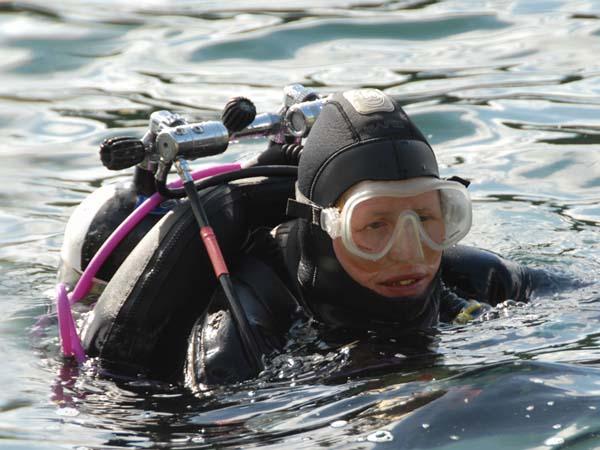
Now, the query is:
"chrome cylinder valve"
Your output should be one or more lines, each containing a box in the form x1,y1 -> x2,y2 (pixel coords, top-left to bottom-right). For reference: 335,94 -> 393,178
156,121 -> 230,163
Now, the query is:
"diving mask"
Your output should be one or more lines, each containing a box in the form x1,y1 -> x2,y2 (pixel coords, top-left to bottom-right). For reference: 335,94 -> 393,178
289,177 -> 472,261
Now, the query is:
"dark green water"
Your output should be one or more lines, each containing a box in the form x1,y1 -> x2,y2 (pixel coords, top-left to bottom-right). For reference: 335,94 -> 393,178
1,1 -> 600,449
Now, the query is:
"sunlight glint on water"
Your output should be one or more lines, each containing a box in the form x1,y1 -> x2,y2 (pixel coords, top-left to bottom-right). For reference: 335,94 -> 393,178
0,1 -> 599,448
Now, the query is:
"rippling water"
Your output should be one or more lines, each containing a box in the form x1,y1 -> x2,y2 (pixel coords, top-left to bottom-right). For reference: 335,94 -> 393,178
2,1 -> 600,448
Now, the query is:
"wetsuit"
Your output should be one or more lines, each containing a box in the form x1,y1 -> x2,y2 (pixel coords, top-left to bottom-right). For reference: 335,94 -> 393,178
186,219 -> 539,387
186,89 -> 543,387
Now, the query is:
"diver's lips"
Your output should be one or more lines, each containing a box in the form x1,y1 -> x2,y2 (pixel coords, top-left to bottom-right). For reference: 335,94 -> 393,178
374,273 -> 429,297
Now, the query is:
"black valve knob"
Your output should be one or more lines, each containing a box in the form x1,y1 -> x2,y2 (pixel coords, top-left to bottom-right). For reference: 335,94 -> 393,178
221,97 -> 256,133
99,137 -> 146,170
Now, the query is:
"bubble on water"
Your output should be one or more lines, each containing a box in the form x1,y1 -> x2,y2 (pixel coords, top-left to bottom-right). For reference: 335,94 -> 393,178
56,407 -> 79,417
464,398 -> 469,404
422,423 -> 430,429
547,401 -> 554,406
367,430 -> 393,443
552,424 -> 562,430
589,406 -> 597,410
526,405 -> 535,411
525,414 -> 531,419
530,378 -> 544,384
330,420 -> 348,428
450,435 -> 460,441
544,437 -> 565,446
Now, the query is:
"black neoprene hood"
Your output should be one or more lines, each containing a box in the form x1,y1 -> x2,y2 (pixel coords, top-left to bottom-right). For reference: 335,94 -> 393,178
297,89 -> 439,207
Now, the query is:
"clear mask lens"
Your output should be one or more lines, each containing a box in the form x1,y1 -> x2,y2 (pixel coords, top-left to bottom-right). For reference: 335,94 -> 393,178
340,179 -> 472,261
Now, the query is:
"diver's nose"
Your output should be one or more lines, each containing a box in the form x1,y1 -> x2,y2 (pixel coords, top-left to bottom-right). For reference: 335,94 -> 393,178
386,215 -> 425,263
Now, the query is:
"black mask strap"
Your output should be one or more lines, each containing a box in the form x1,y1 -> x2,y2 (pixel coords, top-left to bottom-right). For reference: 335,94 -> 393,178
286,198 -> 323,227
446,175 -> 471,188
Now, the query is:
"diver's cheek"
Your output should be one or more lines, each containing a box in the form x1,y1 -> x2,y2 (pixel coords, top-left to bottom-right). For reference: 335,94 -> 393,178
332,238 -> 383,273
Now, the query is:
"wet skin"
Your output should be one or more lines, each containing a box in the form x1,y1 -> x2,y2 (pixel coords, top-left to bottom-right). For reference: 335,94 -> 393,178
332,190 -> 443,298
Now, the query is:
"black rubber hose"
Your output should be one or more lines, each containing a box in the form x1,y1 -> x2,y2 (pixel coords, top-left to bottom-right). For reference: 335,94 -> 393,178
156,165 -> 298,199
182,179 -> 264,373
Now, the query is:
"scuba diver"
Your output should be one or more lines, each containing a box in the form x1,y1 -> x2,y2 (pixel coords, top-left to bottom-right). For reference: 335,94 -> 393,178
183,89 -> 536,386
60,87 -> 540,389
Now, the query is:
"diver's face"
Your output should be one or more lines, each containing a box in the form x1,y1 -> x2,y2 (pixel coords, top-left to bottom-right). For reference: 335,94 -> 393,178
332,191 -> 443,298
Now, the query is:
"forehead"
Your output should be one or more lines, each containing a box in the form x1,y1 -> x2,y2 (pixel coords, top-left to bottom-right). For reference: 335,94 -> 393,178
339,178 -> 438,201
352,191 -> 441,212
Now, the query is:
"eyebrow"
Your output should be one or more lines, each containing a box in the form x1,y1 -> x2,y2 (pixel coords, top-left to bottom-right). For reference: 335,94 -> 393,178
367,207 -> 437,216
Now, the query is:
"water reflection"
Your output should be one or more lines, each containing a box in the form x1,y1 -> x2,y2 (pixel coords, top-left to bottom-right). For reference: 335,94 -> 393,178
0,0 -> 599,448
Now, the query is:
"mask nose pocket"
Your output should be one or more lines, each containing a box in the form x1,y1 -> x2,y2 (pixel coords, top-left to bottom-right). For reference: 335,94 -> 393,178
387,212 -> 426,262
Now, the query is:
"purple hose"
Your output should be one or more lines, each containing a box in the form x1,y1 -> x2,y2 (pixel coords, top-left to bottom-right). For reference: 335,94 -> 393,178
57,163 -> 241,360
56,283 -> 85,362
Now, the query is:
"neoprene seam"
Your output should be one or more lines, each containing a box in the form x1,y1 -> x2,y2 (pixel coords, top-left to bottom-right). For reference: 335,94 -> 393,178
308,136 -> 416,204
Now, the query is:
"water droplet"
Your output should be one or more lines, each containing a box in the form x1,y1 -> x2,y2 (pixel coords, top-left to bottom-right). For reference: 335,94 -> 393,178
544,437 -> 565,446
589,406 -> 597,410
552,424 -> 562,430
330,420 -> 348,428
450,435 -> 460,441
56,407 -> 79,417
248,391 -> 255,397
464,398 -> 469,404
367,430 -> 394,443
530,378 -> 544,384
422,423 -> 430,429
526,405 -> 535,411
525,414 -> 530,419
547,401 -> 554,406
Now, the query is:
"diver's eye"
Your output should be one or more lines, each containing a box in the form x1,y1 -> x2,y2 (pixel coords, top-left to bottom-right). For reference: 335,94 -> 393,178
416,210 -> 443,223
365,221 -> 388,230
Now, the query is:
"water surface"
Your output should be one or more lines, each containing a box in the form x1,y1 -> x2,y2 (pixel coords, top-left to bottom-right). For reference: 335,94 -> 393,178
1,1 -> 600,448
